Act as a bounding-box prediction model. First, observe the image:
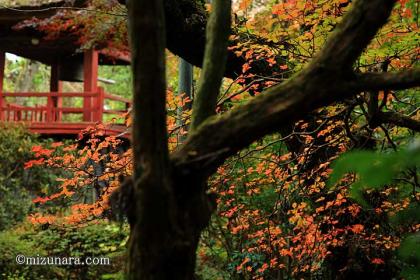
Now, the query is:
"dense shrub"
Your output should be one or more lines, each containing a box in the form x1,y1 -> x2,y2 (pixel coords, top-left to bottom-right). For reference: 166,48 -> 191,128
0,124 -> 73,230
0,124 -> 46,230
0,221 -> 128,280
0,229 -> 63,279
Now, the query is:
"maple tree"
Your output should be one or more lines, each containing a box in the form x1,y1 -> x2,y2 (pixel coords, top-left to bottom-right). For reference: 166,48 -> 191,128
26,88 -> 190,225
20,0 -> 420,279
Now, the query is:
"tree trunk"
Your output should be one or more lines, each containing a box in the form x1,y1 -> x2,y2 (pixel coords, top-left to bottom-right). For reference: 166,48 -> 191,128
127,0 -> 217,278
128,175 -> 214,279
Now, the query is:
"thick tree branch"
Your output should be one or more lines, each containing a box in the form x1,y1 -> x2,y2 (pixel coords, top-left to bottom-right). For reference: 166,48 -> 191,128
172,70 -> 352,177
163,0 -> 209,66
116,0 -> 286,80
172,0 -> 400,178
355,69 -> 420,91
378,111 -> 420,132
161,0 -> 395,79
312,0 -> 395,70
190,0 -> 231,131
162,0 -> 248,79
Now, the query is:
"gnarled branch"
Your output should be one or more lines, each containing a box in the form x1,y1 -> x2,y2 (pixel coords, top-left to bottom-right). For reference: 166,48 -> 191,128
355,69 -> 420,91
172,0 -> 405,178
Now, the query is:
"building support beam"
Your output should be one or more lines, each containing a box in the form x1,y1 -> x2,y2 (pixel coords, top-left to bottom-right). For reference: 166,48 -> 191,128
50,62 -> 63,122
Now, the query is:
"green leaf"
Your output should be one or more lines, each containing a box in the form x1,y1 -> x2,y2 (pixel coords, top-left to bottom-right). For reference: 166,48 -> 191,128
328,140 -> 420,206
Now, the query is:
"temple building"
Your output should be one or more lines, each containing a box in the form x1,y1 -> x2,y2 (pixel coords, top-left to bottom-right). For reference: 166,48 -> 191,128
0,0 -> 131,137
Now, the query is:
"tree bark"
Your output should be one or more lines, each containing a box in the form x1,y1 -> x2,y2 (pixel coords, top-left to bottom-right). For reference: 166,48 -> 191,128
190,0 -> 231,130
127,0 -> 175,278
127,0 -> 216,279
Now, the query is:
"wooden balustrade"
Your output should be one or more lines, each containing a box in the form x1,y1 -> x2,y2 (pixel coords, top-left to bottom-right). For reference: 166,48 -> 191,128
0,87 -> 132,137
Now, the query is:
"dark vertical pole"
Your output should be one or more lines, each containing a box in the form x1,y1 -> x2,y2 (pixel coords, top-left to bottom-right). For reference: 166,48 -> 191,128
83,49 -> 98,122
177,58 -> 193,142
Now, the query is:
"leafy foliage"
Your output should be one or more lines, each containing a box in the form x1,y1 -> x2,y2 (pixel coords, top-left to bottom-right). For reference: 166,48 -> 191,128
0,124 -> 63,230
398,233 -> 420,280
0,229 -> 62,280
0,221 -> 128,279
329,140 -> 420,279
329,141 -> 420,206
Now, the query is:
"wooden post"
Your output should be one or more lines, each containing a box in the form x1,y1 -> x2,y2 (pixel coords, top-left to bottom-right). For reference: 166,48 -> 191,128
83,49 -> 98,122
94,86 -> 104,122
50,62 -> 63,122
46,95 -> 53,122
0,52 -> 5,121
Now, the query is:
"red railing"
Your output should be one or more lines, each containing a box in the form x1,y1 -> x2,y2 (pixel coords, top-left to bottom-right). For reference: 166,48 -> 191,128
0,87 -> 131,124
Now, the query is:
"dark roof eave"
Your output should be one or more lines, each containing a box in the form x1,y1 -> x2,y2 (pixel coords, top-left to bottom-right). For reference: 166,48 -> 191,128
0,0 -> 130,66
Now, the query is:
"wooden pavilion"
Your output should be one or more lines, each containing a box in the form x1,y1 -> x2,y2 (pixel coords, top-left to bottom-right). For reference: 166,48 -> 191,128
0,1 -> 131,138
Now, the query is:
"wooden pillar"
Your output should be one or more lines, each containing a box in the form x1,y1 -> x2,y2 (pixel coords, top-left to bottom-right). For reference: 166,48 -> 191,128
50,62 -> 63,122
0,52 -> 5,121
83,49 -> 98,122
93,86 -> 104,122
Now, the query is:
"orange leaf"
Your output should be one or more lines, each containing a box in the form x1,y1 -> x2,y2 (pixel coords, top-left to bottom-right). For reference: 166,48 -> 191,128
350,224 -> 364,234
371,258 -> 385,265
